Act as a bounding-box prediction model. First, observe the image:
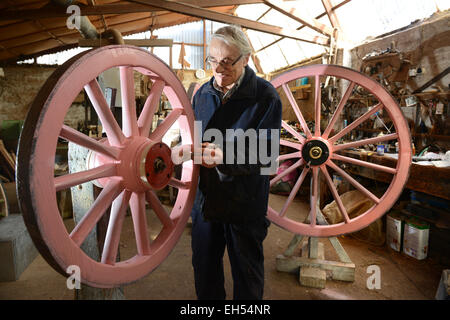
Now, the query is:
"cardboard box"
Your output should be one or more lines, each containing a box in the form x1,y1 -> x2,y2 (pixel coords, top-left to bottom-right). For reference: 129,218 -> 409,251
403,217 -> 430,260
386,211 -> 405,252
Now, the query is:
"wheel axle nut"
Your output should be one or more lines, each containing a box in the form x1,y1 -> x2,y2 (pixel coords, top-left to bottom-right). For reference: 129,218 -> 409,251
310,146 -> 322,159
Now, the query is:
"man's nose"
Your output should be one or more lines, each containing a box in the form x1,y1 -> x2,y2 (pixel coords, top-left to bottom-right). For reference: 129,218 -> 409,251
215,63 -> 225,73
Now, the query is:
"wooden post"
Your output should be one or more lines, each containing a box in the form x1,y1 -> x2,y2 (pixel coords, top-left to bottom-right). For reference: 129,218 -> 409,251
69,142 -> 125,300
276,168 -> 355,287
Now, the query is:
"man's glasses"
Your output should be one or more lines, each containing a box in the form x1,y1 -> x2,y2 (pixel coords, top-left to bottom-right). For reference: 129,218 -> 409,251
205,54 -> 243,68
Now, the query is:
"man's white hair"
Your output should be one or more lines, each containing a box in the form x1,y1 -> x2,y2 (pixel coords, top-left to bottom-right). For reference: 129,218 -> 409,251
211,25 -> 252,56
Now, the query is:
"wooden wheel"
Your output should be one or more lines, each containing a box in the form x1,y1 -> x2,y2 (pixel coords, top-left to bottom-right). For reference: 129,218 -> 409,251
269,64 -> 411,237
17,45 -> 198,288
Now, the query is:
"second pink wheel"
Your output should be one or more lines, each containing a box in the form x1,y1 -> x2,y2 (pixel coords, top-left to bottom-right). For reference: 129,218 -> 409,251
269,64 -> 411,237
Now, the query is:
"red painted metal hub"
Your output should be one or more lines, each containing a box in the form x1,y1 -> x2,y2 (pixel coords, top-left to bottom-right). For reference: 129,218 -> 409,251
144,142 -> 174,190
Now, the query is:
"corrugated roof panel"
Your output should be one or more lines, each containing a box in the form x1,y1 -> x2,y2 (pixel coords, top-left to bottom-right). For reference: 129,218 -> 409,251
246,29 -> 280,51
336,0 -> 448,46
234,3 -> 273,21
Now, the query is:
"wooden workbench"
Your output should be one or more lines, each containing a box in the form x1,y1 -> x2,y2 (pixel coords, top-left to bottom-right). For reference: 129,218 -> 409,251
340,150 -> 450,201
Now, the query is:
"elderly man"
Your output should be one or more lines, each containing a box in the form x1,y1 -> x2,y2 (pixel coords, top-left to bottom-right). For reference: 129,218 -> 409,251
190,25 -> 282,300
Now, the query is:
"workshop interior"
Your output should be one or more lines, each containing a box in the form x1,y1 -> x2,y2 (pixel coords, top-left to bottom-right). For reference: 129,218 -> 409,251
0,0 -> 449,301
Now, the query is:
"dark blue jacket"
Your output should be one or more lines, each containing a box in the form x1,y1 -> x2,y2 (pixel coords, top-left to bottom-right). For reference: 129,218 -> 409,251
191,66 -> 282,224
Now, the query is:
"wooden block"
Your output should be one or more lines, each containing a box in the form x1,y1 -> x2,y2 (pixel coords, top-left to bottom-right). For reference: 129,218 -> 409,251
276,254 -> 355,282
0,214 -> 38,281
300,267 -> 326,289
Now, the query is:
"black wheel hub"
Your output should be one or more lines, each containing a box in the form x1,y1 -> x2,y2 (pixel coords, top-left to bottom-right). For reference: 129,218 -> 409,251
301,140 -> 330,166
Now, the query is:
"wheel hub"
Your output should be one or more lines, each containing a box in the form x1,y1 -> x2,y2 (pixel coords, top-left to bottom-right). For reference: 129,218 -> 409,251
143,142 -> 174,190
302,139 -> 330,166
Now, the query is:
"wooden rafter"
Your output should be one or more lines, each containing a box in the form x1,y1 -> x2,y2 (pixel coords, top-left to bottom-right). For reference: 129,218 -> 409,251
78,38 -> 173,47
130,0 -> 329,45
263,0 -> 333,36
33,20 -> 66,46
87,0 -> 108,32
255,0 -> 351,54
321,0 -> 343,30
0,1 -> 264,21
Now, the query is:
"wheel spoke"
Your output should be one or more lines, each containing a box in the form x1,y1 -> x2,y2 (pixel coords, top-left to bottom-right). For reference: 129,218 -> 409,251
70,178 -> 123,247
120,66 -> 139,137
278,151 -> 302,162
309,167 -> 319,227
332,153 -> 397,174
320,165 -> 350,223
168,177 -> 190,190
270,159 -> 303,187
146,190 -> 174,229
281,83 -> 312,139
280,139 -> 302,150
314,75 -> 321,136
54,164 -> 117,192
322,81 -> 355,139
282,120 -> 305,143
84,80 -> 126,147
59,125 -> 120,160
333,133 -> 398,151
138,79 -> 165,137
149,108 -> 183,142
279,166 -> 310,217
329,103 -> 383,143
327,160 -> 380,204
130,192 -> 151,256
101,190 -> 131,265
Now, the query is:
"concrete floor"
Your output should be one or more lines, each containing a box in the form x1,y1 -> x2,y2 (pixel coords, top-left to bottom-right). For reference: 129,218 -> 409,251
0,194 -> 446,300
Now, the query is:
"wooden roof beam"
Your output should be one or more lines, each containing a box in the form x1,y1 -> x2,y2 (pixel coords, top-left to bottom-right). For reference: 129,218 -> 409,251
255,0 -> 350,54
0,1 -> 263,21
263,0 -> 333,37
321,0 -> 344,31
130,0 -> 330,45
78,38 -> 173,47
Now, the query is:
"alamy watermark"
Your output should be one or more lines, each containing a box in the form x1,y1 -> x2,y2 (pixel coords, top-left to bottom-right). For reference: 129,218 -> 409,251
66,265 -> 81,290
66,5 -> 81,30
366,265 -> 381,290
172,121 -> 280,175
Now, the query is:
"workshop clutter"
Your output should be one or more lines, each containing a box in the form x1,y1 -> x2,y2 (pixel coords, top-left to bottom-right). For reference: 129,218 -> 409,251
386,210 -> 430,260
322,190 -> 384,246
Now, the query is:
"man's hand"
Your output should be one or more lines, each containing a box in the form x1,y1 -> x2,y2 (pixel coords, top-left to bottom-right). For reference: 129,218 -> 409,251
192,142 -> 223,168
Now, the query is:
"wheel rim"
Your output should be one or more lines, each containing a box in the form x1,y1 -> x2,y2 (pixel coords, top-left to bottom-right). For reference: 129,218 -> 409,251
269,64 -> 411,237
17,45 -> 198,288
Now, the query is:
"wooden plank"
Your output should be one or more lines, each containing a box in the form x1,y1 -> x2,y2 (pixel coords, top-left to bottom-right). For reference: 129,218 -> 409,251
283,234 -> 304,257
79,38 -> 173,47
133,0 -> 330,45
0,140 -> 15,172
263,0 -> 333,36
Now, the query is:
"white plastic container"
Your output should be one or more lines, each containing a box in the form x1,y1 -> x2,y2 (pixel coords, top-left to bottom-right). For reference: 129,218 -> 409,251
403,217 -> 430,260
386,211 -> 405,252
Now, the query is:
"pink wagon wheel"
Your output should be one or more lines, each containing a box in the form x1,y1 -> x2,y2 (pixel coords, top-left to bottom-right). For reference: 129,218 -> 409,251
269,64 -> 411,237
17,45 -> 198,288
